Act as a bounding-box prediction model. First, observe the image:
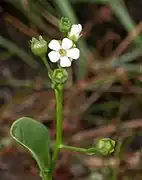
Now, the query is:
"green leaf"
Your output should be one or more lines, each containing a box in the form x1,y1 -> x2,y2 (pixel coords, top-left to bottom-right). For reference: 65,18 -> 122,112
10,117 -> 51,172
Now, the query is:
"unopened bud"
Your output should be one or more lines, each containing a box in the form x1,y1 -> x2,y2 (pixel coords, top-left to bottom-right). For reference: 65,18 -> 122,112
96,138 -> 115,155
31,36 -> 47,57
59,17 -> 71,33
68,24 -> 82,42
52,68 -> 68,84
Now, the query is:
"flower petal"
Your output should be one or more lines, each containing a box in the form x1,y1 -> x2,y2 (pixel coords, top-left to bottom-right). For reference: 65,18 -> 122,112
61,38 -> 73,50
69,24 -> 82,36
70,25 -> 79,33
48,51 -> 60,62
67,48 -> 80,59
60,56 -> 71,67
78,24 -> 82,33
48,40 -> 61,51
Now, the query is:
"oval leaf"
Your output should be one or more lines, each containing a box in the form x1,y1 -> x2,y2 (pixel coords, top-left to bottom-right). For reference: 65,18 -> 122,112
10,117 -> 51,171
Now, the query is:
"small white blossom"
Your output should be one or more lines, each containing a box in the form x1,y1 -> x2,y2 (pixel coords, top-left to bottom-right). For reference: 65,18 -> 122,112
68,24 -> 82,42
48,38 -> 80,67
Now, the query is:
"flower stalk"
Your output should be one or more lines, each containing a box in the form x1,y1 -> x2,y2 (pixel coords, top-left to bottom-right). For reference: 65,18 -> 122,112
60,144 -> 87,153
41,55 -> 53,76
50,84 -> 63,174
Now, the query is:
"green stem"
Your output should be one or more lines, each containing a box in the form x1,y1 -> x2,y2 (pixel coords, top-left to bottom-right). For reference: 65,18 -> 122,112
60,144 -> 87,153
41,56 -> 53,76
50,85 -> 63,174
41,171 -> 52,180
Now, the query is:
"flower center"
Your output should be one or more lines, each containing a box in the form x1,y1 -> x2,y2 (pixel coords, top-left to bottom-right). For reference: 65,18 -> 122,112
57,72 -> 63,79
59,49 -> 67,57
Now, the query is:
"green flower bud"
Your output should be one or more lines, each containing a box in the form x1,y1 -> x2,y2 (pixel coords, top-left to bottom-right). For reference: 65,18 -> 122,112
59,17 -> 72,33
31,36 -> 47,56
96,138 -> 116,156
51,68 -> 68,84
68,24 -> 82,42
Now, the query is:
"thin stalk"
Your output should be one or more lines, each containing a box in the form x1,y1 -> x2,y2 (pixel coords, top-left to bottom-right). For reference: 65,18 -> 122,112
60,144 -> 87,153
50,86 -> 63,174
41,171 -> 52,180
41,56 -> 53,76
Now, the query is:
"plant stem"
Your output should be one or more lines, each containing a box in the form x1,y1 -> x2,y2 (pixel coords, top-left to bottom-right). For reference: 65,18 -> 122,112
41,171 -> 52,180
60,144 -> 87,153
41,56 -> 53,76
50,85 -> 63,175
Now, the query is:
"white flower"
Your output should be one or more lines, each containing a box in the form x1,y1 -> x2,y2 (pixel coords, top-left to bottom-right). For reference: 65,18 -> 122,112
48,38 -> 80,67
68,24 -> 82,42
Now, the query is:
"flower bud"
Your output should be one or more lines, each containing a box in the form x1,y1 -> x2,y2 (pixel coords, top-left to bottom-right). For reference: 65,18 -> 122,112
59,17 -> 72,33
68,24 -> 82,42
31,36 -> 47,56
95,138 -> 115,156
51,68 -> 68,84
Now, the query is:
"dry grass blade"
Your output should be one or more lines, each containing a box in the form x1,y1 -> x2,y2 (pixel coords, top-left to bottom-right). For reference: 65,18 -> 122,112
0,35 -> 38,68
111,22 -> 142,57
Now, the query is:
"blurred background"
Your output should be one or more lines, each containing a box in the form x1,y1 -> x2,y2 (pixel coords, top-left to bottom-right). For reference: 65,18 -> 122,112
0,0 -> 142,180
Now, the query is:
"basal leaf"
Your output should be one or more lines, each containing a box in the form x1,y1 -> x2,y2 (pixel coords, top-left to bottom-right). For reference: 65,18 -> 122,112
10,117 -> 51,172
